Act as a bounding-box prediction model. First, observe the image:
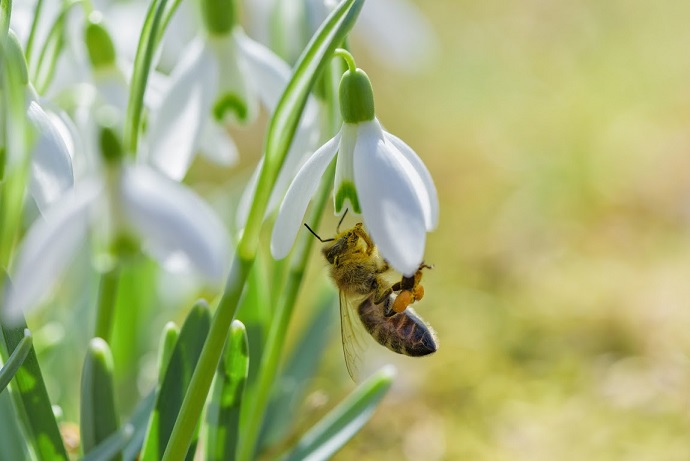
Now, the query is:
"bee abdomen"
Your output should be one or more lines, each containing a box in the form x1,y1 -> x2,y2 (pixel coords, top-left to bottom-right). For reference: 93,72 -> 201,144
358,298 -> 437,357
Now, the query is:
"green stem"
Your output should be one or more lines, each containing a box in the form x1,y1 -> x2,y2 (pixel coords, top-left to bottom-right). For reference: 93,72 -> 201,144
238,161 -> 336,461
124,0 -> 169,154
94,265 -> 120,341
334,47 -> 357,72
24,0 -> 40,61
161,255 -> 253,461
0,0 -> 11,38
0,328 -> 31,393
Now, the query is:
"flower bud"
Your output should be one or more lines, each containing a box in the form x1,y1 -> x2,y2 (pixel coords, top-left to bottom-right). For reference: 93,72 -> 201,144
85,13 -> 117,69
201,0 -> 236,35
339,68 -> 375,123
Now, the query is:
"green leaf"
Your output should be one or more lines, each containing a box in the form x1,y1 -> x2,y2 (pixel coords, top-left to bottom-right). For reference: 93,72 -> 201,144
122,391 -> 156,461
80,337 -> 121,460
125,0 -> 169,153
0,388 -> 30,460
236,256 -> 271,386
0,319 -> 68,460
140,300 -> 211,461
280,366 -> 396,461
157,321 -> 180,384
0,328 -> 32,393
82,424 -> 134,461
259,293 -> 337,448
205,320 -> 249,461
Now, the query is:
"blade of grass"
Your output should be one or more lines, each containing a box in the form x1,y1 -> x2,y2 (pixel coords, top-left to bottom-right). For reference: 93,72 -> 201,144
82,424 -> 134,461
0,328 -> 31,393
80,338 -> 121,459
280,366 -> 396,461
259,292 -> 337,449
205,320 -> 249,461
140,300 -> 211,461
0,318 -> 68,460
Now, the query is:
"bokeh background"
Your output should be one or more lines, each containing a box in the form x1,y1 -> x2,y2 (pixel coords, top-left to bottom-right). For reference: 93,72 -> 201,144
12,1 -> 690,460
306,1 -> 690,460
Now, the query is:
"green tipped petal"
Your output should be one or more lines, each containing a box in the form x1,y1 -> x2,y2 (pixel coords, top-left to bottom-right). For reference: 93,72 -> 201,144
213,92 -> 248,122
85,13 -> 117,69
335,180 -> 361,214
339,69 -> 375,123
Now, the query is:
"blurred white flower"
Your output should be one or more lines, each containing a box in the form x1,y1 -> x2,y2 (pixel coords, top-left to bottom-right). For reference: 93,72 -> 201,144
244,0 -> 439,71
146,18 -> 301,180
271,63 -> 438,276
3,162 -> 230,322
24,94 -> 76,212
1,30 -> 75,212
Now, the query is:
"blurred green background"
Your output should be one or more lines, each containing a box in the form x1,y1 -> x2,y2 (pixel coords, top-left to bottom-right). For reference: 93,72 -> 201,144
308,1 -> 690,460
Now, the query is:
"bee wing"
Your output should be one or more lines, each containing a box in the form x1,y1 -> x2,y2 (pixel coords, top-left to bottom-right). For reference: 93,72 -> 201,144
339,291 -> 367,382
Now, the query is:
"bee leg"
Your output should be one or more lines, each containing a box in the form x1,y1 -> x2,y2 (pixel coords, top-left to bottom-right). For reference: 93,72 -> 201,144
353,224 -> 376,255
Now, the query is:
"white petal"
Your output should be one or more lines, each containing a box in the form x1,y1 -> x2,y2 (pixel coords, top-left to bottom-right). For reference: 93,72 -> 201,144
234,29 -> 291,113
333,123 -> 358,213
147,38 -> 218,180
353,122 -> 426,276
208,33 -> 259,125
271,133 -> 340,259
354,0 -> 438,72
26,101 -> 75,212
198,119 -> 239,166
3,181 -> 102,323
119,165 -> 229,284
384,132 -> 439,230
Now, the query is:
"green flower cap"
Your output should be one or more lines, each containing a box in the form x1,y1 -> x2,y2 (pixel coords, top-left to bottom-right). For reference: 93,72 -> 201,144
85,13 -> 117,69
6,30 -> 29,85
339,68 -> 375,123
97,107 -> 124,164
201,0 -> 236,35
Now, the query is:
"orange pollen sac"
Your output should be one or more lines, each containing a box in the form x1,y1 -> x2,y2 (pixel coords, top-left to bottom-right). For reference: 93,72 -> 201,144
392,290 -> 414,313
413,285 -> 424,301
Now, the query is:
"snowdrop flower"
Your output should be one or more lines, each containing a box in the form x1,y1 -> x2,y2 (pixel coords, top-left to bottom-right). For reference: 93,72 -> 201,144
2,30 -> 74,213
271,50 -> 438,276
244,0 -> 438,71
147,0 -> 311,180
2,123 -> 230,323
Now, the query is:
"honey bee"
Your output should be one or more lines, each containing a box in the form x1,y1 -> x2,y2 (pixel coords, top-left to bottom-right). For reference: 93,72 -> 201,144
304,218 -> 437,380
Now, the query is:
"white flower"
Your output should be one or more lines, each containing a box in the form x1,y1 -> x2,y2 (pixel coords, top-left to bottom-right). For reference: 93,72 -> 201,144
243,0 -> 438,72
271,118 -> 438,276
1,29 -> 75,213
25,95 -> 76,212
2,163 -> 230,322
146,25 -> 298,180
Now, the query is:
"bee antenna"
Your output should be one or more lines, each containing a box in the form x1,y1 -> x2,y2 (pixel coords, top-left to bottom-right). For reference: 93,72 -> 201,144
336,209 -> 349,233
303,223 -> 334,243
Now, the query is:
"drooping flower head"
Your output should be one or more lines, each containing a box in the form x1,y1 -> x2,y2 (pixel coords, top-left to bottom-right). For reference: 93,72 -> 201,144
271,49 -> 438,276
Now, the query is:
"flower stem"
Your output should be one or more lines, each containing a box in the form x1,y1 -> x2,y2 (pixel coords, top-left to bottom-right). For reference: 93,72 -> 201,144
161,255 -> 252,461
238,58 -> 341,460
94,265 -> 120,341
125,0 -> 169,154
238,160 -> 336,461
334,47 -> 357,73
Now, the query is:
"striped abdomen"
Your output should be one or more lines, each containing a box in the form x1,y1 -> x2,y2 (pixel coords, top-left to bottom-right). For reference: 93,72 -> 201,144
358,295 -> 437,356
